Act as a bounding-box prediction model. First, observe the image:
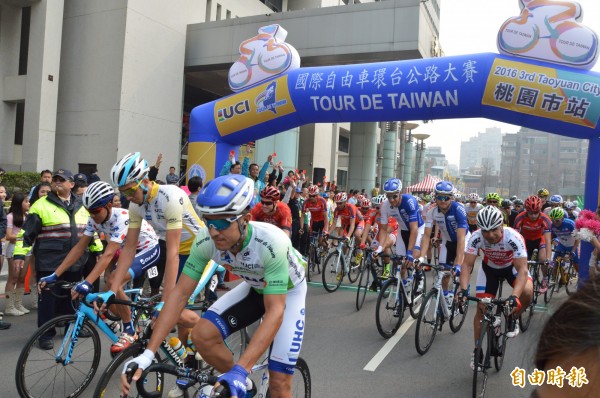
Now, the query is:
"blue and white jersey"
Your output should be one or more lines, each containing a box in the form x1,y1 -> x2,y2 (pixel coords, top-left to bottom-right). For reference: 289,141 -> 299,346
380,194 -> 424,231
431,201 -> 469,243
551,218 -> 577,248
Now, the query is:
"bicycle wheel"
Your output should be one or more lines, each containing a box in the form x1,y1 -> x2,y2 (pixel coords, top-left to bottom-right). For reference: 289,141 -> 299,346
472,323 -> 491,398
544,266 -> 559,303
356,262 -> 371,311
93,343 -> 164,398
322,251 -> 343,292
449,284 -> 469,333
306,245 -> 316,282
565,264 -> 578,295
375,279 -> 403,339
16,314 -> 101,398
263,357 -> 311,398
415,290 -> 440,355
493,318 -> 508,371
519,300 -> 534,333
409,270 -> 427,319
347,256 -> 362,284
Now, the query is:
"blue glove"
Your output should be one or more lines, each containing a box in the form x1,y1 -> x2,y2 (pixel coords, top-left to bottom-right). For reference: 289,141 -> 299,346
217,364 -> 248,398
73,281 -> 93,296
453,265 -> 461,277
39,273 -> 58,285
406,250 -> 414,263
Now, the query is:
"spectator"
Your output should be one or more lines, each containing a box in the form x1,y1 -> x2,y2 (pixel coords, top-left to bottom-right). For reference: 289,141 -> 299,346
88,169 -> 100,183
166,166 -> 179,185
27,181 -> 51,308
148,153 -> 162,182
0,184 -> 8,329
14,169 -> 90,350
187,176 -> 203,217
371,184 -> 380,197
74,174 -> 88,198
219,151 -> 242,175
111,193 -> 122,208
243,152 -> 272,207
29,169 -> 52,200
30,182 -> 51,206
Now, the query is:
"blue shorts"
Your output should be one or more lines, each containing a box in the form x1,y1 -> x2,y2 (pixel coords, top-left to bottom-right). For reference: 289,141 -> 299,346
127,244 -> 161,280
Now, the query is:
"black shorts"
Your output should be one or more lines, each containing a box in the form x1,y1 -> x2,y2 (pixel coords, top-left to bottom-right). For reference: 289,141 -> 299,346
525,238 -> 543,260
476,261 -> 518,298
311,221 -> 325,233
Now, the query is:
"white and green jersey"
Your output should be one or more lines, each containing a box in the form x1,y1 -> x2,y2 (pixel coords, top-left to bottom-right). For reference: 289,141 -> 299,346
183,222 -> 305,294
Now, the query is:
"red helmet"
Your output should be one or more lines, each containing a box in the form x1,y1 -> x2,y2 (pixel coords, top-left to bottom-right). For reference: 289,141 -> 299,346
524,195 -> 543,212
308,185 -> 319,195
334,192 -> 347,203
361,198 -> 371,208
260,186 -> 280,201
356,194 -> 365,206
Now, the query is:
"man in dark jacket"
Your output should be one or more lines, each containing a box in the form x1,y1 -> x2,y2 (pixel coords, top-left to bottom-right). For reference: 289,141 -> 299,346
14,169 -> 90,349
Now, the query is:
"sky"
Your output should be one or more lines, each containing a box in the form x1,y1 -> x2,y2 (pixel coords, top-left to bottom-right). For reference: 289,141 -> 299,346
412,0 -> 600,165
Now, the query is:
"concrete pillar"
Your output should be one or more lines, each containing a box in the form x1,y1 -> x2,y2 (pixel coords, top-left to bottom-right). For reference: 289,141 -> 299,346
382,122 -> 397,182
403,134 -> 414,187
348,122 -> 377,191
21,0 -> 64,171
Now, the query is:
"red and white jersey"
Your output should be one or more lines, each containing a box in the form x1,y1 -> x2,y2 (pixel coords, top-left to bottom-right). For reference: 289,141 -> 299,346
464,227 -> 527,269
250,202 -> 292,231
84,208 -> 158,252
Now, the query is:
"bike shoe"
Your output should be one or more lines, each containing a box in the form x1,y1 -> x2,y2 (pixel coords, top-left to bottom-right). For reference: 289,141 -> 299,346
110,332 -> 138,354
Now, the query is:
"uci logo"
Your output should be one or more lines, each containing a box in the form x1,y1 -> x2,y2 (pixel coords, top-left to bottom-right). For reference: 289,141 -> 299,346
217,100 -> 250,122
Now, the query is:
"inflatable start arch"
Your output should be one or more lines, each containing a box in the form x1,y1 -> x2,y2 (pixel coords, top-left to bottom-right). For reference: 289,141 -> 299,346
188,1 -> 600,281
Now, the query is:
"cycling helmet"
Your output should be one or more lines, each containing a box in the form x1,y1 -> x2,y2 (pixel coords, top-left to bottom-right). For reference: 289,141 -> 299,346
334,192 -> 347,203
476,206 -> 504,231
82,181 -> 115,210
549,207 -> 565,220
260,186 -> 280,201
564,201 -> 576,210
371,194 -> 386,206
424,194 -> 431,202
486,192 -> 501,202
434,181 -> 454,195
510,195 -> 517,201
467,193 -> 480,202
549,194 -> 563,204
361,198 -> 371,208
196,174 -> 254,215
383,178 -> 402,194
513,199 -> 524,207
524,195 -> 543,212
356,194 -> 365,207
537,188 -> 549,197
322,192 -> 329,199
501,199 -> 512,208
307,185 -> 319,195
111,152 -> 149,187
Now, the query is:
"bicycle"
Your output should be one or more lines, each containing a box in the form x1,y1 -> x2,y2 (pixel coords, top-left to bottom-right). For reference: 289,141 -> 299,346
415,263 -> 469,355
375,255 -> 426,339
305,231 -> 326,282
15,282 -> 159,398
355,248 -> 385,311
547,251 -> 578,299
519,258 -> 544,333
321,235 -> 361,292
468,295 -> 514,398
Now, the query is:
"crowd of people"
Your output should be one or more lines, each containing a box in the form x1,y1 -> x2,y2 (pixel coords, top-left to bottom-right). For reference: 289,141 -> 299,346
1,150 -> 600,397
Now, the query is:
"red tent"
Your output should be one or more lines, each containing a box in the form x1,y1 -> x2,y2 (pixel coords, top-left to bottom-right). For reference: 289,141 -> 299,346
404,175 -> 441,193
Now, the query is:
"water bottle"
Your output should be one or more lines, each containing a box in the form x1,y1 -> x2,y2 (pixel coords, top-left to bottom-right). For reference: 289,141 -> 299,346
168,337 -> 188,361
492,316 -> 501,336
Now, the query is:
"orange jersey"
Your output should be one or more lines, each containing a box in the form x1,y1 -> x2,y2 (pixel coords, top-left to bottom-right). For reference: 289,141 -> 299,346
250,202 -> 292,231
514,211 -> 552,241
334,203 -> 362,228
303,197 -> 328,222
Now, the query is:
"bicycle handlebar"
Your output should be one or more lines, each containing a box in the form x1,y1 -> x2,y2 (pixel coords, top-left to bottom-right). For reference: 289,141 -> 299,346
128,363 -> 231,398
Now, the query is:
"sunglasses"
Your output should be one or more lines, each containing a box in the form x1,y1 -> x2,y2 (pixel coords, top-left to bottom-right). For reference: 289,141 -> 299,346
203,214 -> 244,231
52,176 -> 66,183
261,201 -> 274,206
88,206 -> 106,215
309,194 -> 318,198
436,195 -> 451,202
386,194 -> 399,200
487,200 -> 498,204
119,179 -> 143,197
527,211 -> 540,217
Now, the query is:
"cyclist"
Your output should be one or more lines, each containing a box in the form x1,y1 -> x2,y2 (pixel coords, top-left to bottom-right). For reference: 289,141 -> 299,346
549,207 -> 579,274
514,195 -> 553,293
121,174 -> 307,398
419,181 -> 469,307
250,186 -> 292,237
300,185 -> 329,244
331,191 -> 363,242
38,181 -> 160,353
543,194 -> 563,216
512,198 -> 524,215
458,206 -> 533,370
563,201 -> 579,221
110,152 -> 205,350
537,188 -> 551,212
502,199 -> 519,227
377,178 -> 424,284
465,193 -> 483,233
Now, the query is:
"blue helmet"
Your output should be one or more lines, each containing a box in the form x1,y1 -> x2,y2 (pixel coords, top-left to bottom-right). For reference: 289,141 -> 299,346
549,194 -> 563,204
383,178 -> 402,194
196,174 -> 254,215
434,181 -> 454,195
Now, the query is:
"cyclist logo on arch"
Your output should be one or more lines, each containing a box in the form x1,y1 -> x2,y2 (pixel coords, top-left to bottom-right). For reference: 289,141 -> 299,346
497,0 -> 599,69
228,24 -> 301,91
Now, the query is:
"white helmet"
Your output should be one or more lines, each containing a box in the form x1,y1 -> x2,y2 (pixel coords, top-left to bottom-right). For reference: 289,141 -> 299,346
468,193 -> 480,202
196,174 -> 254,215
371,194 -> 386,206
111,152 -> 149,187
476,206 -> 504,231
82,181 -> 115,210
